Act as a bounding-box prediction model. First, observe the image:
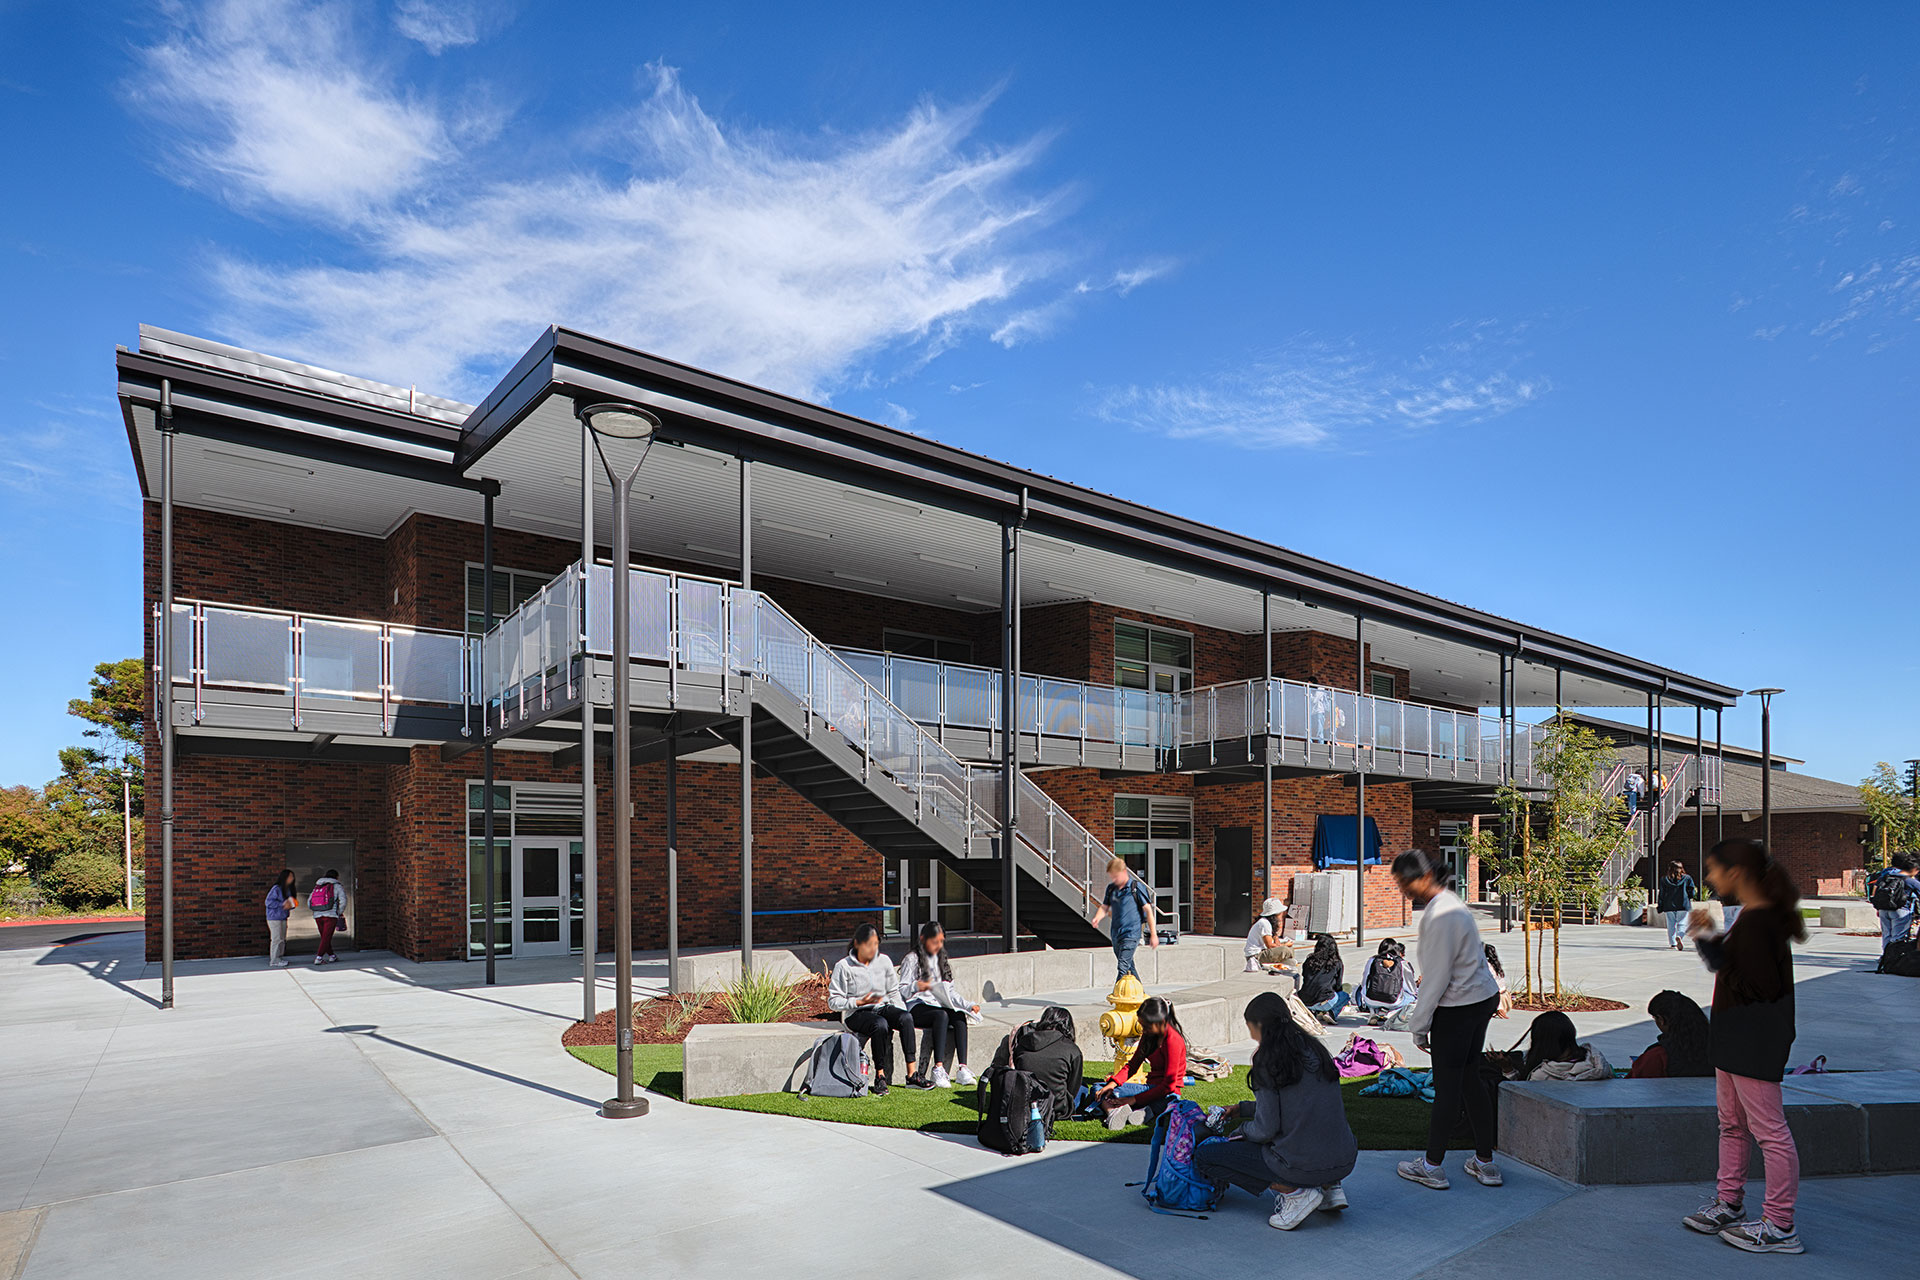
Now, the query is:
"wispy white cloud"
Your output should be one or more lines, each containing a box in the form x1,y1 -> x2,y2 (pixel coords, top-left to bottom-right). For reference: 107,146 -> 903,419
990,261 -> 1172,347
1092,326 -> 1547,449
879,401 -> 916,428
0,407 -> 137,508
393,0 -> 513,53
128,5 -> 1117,402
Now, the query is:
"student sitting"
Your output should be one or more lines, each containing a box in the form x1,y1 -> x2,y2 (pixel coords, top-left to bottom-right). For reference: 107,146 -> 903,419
1195,990 -> 1360,1230
1627,990 -> 1714,1079
1296,934 -> 1349,1024
988,1005 -> 1084,1124
1095,995 -> 1187,1129
1243,898 -> 1295,973
1485,944 -> 1512,1019
827,924 -> 917,1095
1355,939 -> 1419,1024
897,922 -> 981,1088
1522,1010 -> 1613,1081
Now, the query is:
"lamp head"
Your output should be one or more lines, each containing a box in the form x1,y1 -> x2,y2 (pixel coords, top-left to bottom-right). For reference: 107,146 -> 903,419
1745,687 -> 1784,699
578,402 -> 660,440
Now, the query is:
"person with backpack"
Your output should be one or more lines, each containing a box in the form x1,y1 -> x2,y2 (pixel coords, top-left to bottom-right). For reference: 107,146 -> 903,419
1296,933 -> 1348,1023
1096,995 -> 1187,1129
1390,849 -> 1504,1193
308,868 -> 346,965
1242,897 -> 1294,973
1355,938 -> 1418,1024
1193,990 -> 1359,1230
1628,990 -> 1714,1079
898,922 -> 980,1089
1624,769 -> 1645,818
1658,861 -> 1698,950
1091,856 -> 1157,981
986,1005 -> 1083,1124
828,924 -> 917,1096
1680,839 -> 1806,1255
1868,853 -> 1920,950
264,869 -> 297,969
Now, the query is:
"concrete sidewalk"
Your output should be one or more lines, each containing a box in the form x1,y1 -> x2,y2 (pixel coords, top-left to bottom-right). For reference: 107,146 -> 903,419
1,923 -> 1912,1278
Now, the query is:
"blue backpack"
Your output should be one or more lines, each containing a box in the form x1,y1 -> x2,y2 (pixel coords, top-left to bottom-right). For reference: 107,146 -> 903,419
1137,1099 -> 1225,1217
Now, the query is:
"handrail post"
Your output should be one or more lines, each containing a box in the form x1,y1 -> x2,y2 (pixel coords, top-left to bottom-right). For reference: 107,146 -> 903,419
290,613 -> 303,729
805,642 -> 815,737
863,683 -> 872,781
381,627 -> 393,735
192,604 -> 205,723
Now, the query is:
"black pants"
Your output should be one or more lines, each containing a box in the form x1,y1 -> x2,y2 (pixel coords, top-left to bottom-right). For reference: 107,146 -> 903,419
911,1004 -> 969,1068
1427,994 -> 1499,1165
842,1005 -> 915,1079
1194,1138 -> 1279,1195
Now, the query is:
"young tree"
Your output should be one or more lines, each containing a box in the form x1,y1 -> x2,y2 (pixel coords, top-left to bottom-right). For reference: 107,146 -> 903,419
1860,761 -> 1920,866
66,659 -> 145,907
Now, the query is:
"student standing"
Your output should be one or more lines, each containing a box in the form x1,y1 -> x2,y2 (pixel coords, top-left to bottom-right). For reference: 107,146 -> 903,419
309,868 -> 346,965
1681,839 -> 1806,1255
828,924 -> 917,1095
1091,856 -> 1157,980
1194,991 -> 1359,1230
1390,850 -> 1504,1192
1867,853 -> 1920,950
1625,770 -> 1645,818
264,870 -> 297,968
1658,862 -> 1698,951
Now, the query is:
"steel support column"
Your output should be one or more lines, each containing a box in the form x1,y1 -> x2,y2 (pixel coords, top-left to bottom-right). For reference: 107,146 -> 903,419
739,459 -> 754,972
1262,592 -> 1273,911
1354,611 -> 1365,946
999,503 -> 1024,952
1695,704 -> 1705,885
1499,653 -> 1512,933
1715,708 -> 1724,844
580,420 -> 597,1021
159,380 -> 177,1008
483,489 -> 497,986
667,723 -> 679,995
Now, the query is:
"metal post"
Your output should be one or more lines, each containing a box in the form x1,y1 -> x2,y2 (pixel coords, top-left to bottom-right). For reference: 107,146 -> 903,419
1262,592 -> 1272,912
739,458 -> 754,973
483,490 -> 497,987
158,380 -> 176,1009
605,446 -> 643,1116
667,725 -> 679,996
1645,690 -> 1656,880
1715,708 -> 1724,844
580,420 -> 597,1022
1354,611 -> 1365,945
1000,506 -> 1023,951
1498,653 -> 1512,932
1695,704 -> 1705,885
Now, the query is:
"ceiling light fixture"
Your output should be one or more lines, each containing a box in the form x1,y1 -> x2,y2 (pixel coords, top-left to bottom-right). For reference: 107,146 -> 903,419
1143,565 -> 1197,584
916,552 -> 978,571
683,543 -> 735,558
507,510 -> 584,533
756,518 -> 831,540
841,489 -> 923,517
1025,535 -> 1077,555
953,594 -> 1000,608
203,449 -> 315,477
831,570 -> 889,586
200,492 -> 296,516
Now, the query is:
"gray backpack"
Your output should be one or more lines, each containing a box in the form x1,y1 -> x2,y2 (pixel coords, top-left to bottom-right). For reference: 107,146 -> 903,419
799,1031 -> 869,1098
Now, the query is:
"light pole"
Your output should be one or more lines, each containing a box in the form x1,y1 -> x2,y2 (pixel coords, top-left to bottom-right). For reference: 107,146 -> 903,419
583,401 -> 661,1121
1747,688 -> 1783,851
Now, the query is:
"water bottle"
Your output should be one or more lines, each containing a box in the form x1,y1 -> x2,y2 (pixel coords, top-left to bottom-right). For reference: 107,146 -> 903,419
1027,1101 -> 1046,1152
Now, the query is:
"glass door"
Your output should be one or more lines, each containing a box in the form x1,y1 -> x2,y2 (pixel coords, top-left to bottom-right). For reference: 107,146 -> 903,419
1149,842 -> 1179,933
512,839 -> 567,957
568,842 -> 585,953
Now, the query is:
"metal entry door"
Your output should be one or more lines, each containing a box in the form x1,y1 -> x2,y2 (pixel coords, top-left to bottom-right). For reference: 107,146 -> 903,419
512,839 -> 567,957
284,840 -> 355,955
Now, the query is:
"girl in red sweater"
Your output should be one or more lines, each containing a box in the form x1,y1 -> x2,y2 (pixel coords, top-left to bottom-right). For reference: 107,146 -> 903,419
1096,996 -> 1188,1130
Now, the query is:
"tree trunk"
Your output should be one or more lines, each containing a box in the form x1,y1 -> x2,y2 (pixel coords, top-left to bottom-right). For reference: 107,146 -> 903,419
1552,903 -> 1563,995
122,773 -> 133,909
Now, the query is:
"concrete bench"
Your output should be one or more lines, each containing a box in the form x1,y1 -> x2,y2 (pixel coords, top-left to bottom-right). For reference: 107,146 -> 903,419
1816,901 -> 1877,930
1498,1071 -> 1920,1184
682,1022 -> 837,1100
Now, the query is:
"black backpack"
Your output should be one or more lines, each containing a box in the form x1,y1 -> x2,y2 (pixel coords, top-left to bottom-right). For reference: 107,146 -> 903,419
1366,958 -> 1405,1004
976,1065 -> 1051,1155
1869,871 -> 1914,913
1878,938 -> 1920,978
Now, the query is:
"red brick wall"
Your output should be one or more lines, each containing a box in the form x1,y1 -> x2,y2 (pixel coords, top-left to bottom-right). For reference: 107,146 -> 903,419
1661,811 -> 1867,898
146,502 -> 388,618
1261,630 -> 1409,696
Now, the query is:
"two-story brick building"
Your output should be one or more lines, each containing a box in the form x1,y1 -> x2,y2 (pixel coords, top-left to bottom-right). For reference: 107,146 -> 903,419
120,325 -> 1744,969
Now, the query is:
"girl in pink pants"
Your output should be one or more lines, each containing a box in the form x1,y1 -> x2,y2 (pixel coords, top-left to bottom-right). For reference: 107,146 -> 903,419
1680,838 -> 1805,1256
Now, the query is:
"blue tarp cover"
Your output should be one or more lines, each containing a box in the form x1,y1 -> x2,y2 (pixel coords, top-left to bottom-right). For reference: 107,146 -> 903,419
1311,814 -> 1382,867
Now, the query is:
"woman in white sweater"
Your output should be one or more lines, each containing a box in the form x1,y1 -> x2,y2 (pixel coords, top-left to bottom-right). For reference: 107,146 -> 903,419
827,925 -> 917,1095
897,922 -> 981,1088
1390,850 -> 1504,1193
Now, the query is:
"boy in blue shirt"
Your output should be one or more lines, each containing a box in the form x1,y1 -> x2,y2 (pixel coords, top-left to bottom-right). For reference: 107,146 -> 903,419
1091,856 -> 1157,980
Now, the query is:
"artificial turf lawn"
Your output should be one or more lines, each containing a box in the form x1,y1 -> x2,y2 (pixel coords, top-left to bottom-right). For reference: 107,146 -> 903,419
567,1045 -> 1468,1150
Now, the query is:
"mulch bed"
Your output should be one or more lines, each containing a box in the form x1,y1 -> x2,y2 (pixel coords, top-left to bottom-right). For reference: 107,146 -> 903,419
1839,931 -> 1884,938
562,974 -> 833,1047
1509,993 -> 1630,1013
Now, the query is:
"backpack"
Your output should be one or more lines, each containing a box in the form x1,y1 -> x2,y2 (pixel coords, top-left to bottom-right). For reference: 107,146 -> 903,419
309,882 -> 334,911
1365,958 -> 1405,1004
1136,1099 -> 1225,1217
976,1065 -> 1051,1155
798,1031 -> 869,1098
1879,938 -> 1920,978
1185,1047 -> 1232,1083
1869,871 -> 1914,912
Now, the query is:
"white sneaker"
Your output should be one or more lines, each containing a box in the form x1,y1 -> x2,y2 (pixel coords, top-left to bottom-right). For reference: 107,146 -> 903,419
1464,1156 -> 1503,1186
930,1066 -> 952,1088
1268,1186 -> 1324,1230
954,1065 -> 977,1087
1720,1219 -> 1804,1254
1397,1158 -> 1450,1190
1320,1183 -> 1348,1212
271,960 -> 289,968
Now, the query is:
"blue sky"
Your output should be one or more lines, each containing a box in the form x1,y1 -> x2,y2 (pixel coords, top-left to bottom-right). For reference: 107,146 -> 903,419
2,1 -> 1916,787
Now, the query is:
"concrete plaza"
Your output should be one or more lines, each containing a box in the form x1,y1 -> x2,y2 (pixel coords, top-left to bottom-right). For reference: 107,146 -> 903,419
1,919 -> 1913,1278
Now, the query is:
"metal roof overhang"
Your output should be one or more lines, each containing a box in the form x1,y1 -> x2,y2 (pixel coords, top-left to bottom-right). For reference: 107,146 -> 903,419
455,327 -> 1741,710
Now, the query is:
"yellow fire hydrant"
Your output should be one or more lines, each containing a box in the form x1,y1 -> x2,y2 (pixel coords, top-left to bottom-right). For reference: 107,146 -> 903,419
1098,974 -> 1147,1076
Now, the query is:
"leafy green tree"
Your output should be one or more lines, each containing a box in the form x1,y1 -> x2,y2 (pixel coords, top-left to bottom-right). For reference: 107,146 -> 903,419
0,786 -> 60,878
64,659 -> 145,907
1860,761 -> 1920,867
42,850 -> 124,910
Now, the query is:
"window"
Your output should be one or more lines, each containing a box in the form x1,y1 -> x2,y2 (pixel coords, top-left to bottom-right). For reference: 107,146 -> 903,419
464,782 -> 584,959
1114,795 -> 1194,933
882,629 -> 974,663
1114,620 -> 1194,694
465,565 -> 557,634
1370,671 -> 1397,699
